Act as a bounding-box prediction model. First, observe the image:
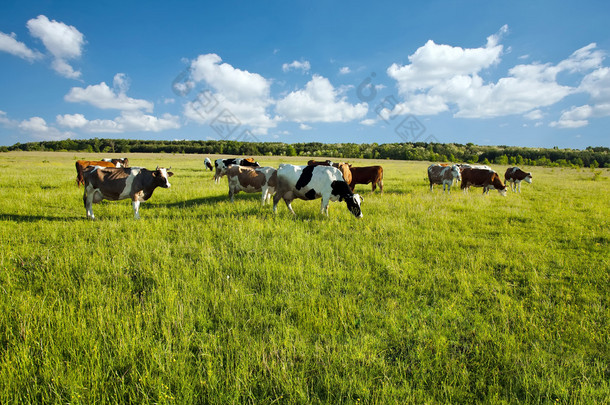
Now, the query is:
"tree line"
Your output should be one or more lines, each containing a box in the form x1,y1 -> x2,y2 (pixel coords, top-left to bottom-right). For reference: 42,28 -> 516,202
3,138 -> 609,168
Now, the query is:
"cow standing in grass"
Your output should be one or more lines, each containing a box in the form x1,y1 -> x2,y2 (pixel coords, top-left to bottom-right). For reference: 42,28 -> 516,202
75,160 -> 119,187
204,157 -> 213,171
505,167 -> 532,192
273,164 -> 363,217
428,164 -> 461,192
348,165 -> 384,193
83,166 -> 173,219
227,165 -> 277,205
461,167 -> 507,196
214,157 -> 260,183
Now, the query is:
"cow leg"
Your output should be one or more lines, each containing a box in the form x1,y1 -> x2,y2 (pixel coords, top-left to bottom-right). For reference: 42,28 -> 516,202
378,179 -> 383,193
320,197 -> 330,216
132,200 -> 141,219
84,191 -> 95,220
229,187 -> 235,203
285,199 -> 296,215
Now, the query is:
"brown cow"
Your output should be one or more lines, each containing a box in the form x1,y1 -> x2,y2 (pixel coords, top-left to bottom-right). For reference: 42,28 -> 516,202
349,166 -> 383,193
461,167 -> 507,196
226,165 -> 277,205
307,159 -> 334,166
75,160 -> 118,187
504,167 -> 532,192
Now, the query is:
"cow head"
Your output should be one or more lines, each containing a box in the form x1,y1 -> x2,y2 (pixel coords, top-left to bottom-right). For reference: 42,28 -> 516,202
154,166 -> 173,188
332,180 -> 363,218
450,165 -> 461,181
344,194 -> 363,218
524,173 -> 533,183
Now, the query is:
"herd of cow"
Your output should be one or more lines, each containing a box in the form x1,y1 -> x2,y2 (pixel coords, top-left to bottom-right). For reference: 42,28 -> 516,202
427,163 -> 533,195
74,157 -> 531,220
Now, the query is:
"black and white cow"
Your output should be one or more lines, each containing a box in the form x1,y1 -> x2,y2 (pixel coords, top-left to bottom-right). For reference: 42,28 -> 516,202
272,164 -> 363,217
214,157 -> 260,183
83,166 -> 173,219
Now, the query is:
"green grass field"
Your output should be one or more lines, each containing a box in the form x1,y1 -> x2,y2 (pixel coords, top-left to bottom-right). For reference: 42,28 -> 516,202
0,151 -> 608,404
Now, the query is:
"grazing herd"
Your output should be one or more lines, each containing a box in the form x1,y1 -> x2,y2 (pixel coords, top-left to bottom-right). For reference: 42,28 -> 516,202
428,163 -> 532,196
74,156 -> 532,219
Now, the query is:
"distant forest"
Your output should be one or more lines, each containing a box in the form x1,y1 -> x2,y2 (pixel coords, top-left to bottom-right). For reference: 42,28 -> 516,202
3,138 -> 609,168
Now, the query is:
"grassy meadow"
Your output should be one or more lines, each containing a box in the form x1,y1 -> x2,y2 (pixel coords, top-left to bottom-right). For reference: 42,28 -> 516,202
0,151 -> 608,404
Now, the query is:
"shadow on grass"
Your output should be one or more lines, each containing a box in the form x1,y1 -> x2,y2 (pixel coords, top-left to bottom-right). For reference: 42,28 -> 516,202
0,213 -> 82,222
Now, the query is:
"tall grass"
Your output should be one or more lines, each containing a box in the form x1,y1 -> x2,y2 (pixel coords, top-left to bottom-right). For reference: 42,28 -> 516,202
0,152 -> 608,403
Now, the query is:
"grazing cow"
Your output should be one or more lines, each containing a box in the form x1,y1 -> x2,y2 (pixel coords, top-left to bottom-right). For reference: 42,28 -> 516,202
82,166 -> 173,219
307,159 -> 334,166
505,167 -> 532,192
204,157 -> 213,171
227,165 -> 277,205
75,160 -> 118,187
273,164 -> 363,217
214,157 -> 260,183
349,166 -> 384,193
461,167 -> 507,196
428,164 -> 461,192
102,158 -> 129,167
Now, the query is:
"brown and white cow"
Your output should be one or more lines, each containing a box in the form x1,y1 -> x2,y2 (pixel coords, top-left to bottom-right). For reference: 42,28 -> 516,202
505,167 -> 532,192
102,158 -> 129,167
204,157 -> 213,171
428,164 -> 461,192
75,160 -> 118,187
460,167 -> 507,196
83,166 -> 173,219
307,159 -> 334,166
308,160 -> 352,185
349,165 -> 384,193
214,157 -> 260,183
226,165 -> 277,205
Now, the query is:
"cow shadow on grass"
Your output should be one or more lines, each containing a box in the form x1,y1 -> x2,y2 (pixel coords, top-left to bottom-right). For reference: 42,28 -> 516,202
0,213 -> 82,222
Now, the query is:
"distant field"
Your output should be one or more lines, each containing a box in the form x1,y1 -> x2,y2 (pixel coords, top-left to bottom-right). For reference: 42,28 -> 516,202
0,151 -> 608,404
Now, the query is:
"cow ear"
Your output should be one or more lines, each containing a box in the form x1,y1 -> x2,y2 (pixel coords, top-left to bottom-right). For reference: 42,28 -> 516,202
167,171 -> 174,177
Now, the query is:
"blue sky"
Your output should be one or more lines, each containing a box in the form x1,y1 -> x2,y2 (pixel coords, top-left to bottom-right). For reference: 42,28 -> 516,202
1,0 -> 609,148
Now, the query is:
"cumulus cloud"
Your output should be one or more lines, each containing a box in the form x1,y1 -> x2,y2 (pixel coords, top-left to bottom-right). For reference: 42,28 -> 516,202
276,74 -> 368,123
282,60 -> 311,73
19,116 -> 70,140
56,111 -> 180,133
26,15 -> 85,79
65,74 -> 154,112
0,31 -> 42,61
186,53 -> 277,134
339,66 -> 351,75
386,26 -> 606,122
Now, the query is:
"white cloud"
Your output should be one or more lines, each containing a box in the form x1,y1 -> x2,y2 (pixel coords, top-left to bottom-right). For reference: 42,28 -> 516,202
299,123 -> 312,130
26,15 -> 85,79
282,60 -> 311,73
524,109 -> 544,120
276,74 -> 368,123
339,66 -> 351,75
65,74 -> 154,112
186,53 -> 276,134
0,31 -> 42,61
56,111 -> 180,133
387,26 -> 607,122
360,118 -> 377,126
19,116 -> 70,140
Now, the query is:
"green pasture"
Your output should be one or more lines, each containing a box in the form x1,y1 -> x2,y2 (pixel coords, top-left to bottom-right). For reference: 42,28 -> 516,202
0,152 -> 608,404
